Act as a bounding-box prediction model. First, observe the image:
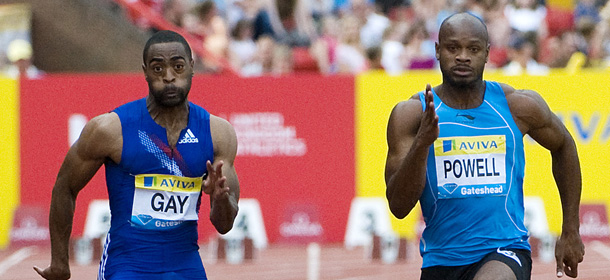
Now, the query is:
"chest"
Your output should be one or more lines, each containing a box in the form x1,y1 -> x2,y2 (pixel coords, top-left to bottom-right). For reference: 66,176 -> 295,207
122,126 -> 212,178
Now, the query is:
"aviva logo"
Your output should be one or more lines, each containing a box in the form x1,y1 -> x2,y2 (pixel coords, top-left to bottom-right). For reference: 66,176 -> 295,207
435,135 -> 506,156
135,174 -> 202,193
443,140 -> 456,153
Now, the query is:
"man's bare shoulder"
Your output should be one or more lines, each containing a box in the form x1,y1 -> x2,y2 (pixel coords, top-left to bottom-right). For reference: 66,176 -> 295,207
85,112 -> 121,139
390,93 -> 424,119
500,83 -> 547,112
75,112 -> 122,162
209,114 -> 235,136
393,93 -> 423,112
209,114 -> 237,156
500,83 -> 553,133
386,93 -> 425,138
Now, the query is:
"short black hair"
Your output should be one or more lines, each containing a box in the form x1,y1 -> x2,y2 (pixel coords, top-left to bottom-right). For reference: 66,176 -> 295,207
142,30 -> 192,63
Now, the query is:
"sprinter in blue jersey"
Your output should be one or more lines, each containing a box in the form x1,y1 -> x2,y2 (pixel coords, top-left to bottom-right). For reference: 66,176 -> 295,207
385,13 -> 584,280
34,30 -> 239,280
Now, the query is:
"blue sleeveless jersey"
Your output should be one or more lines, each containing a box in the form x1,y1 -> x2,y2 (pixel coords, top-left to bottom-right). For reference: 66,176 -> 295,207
99,98 -> 213,279
418,81 -> 530,268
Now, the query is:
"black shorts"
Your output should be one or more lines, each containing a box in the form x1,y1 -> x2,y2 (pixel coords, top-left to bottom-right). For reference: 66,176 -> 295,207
420,248 -> 532,280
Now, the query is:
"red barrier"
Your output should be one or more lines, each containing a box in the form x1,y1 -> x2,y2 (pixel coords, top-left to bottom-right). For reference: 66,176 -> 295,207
20,74 -> 355,243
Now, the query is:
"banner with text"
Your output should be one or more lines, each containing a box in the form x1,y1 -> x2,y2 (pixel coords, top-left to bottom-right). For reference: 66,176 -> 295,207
19,74 -> 355,243
356,70 -> 610,239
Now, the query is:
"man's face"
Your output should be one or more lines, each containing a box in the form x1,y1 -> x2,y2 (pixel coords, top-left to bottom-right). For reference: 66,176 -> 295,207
436,24 -> 489,88
143,42 -> 194,107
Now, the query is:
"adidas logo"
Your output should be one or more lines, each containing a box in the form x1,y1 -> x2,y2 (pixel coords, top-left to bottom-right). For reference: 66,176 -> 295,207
178,129 -> 199,144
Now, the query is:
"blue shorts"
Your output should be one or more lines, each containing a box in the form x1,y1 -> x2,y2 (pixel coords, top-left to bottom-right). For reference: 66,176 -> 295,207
102,269 -> 207,280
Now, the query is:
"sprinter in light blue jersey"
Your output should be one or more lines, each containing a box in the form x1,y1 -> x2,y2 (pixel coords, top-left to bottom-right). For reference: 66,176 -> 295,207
35,31 -> 239,280
385,13 -> 584,280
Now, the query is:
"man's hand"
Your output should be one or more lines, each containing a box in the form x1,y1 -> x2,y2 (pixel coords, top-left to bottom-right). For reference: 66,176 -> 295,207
555,231 -> 585,278
417,84 -> 439,147
204,160 -> 230,201
33,265 -> 70,280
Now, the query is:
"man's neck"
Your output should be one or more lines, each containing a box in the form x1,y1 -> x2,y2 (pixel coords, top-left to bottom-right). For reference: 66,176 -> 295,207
436,81 -> 486,110
146,96 -> 189,130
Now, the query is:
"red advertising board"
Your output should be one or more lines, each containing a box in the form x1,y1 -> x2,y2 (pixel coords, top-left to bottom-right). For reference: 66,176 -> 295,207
10,205 -> 50,248
579,204 -> 610,243
19,74 -> 355,243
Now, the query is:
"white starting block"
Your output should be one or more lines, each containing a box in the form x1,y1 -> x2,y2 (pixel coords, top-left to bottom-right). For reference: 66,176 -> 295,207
524,196 -> 555,263
72,199 -> 111,265
344,197 -> 394,248
83,199 -> 111,239
344,197 -> 407,263
213,198 -> 267,264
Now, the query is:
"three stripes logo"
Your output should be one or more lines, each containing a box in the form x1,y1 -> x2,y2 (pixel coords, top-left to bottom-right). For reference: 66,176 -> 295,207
178,129 -> 199,144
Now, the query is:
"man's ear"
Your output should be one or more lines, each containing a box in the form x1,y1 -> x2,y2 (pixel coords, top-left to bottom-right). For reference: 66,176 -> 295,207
485,43 -> 490,63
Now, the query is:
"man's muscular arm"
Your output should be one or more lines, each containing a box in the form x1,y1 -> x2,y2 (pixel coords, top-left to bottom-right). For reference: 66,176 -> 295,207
385,85 -> 439,219
206,115 -> 240,234
506,87 -> 584,278
34,113 -> 121,280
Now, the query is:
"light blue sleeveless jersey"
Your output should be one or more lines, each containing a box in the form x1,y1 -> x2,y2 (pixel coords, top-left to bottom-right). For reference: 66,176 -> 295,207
98,98 -> 213,279
418,81 -> 530,268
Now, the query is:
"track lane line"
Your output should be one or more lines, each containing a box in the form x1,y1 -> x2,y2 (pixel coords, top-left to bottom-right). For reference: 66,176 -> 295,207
0,246 -> 37,276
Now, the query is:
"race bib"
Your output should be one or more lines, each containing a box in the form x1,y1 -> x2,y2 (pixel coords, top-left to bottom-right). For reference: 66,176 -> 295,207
434,135 -> 508,199
131,174 -> 202,229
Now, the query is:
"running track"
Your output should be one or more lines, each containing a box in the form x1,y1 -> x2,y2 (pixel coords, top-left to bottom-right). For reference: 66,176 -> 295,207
2,241 -> 609,279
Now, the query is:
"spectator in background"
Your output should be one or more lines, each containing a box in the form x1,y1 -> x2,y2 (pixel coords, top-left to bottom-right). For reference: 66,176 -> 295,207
224,0 -> 261,29
375,0 -> 410,15
228,19 -> 259,74
193,0 -> 230,72
366,45 -> 384,71
483,0 -> 512,68
574,0 -> 601,26
335,14 -> 369,73
310,14 -> 340,74
437,0 -> 465,31
271,44 -> 294,75
502,32 -> 549,75
401,19 -> 436,70
589,1 -> 610,67
574,17 -> 597,65
504,0 -> 548,43
438,0 -> 487,23
127,0 -> 164,31
544,28 -> 590,69
163,0 -> 193,28
351,0 -> 391,50
3,39 -> 44,79
381,21 -> 408,75
308,0 -> 335,24
252,0 -> 317,47
504,0 -> 547,33
411,0 -> 445,39
332,0 -> 368,16
239,34 -> 277,76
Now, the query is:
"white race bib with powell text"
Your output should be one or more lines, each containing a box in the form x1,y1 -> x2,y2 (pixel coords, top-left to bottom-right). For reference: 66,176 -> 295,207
434,135 -> 508,199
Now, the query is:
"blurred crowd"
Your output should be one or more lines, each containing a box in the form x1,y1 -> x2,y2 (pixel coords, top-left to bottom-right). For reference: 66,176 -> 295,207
7,0 -> 610,77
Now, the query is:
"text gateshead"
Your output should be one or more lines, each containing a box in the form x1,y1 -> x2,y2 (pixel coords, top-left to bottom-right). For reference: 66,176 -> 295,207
461,185 -> 503,196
